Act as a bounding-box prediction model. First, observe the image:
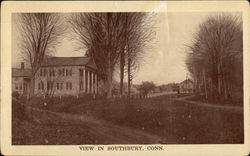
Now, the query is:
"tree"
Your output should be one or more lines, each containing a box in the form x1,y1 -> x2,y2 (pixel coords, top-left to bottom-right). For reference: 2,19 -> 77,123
121,13 -> 155,99
19,13 -> 63,97
138,81 -> 156,97
186,14 -> 243,100
69,13 -> 155,99
70,13 -> 127,98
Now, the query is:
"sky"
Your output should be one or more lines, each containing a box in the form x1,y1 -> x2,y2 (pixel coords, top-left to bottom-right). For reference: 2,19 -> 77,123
12,12 -> 211,85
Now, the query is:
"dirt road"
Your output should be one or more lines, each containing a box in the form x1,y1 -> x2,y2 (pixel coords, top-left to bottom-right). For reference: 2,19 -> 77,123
175,95 -> 243,113
24,104 -> 163,144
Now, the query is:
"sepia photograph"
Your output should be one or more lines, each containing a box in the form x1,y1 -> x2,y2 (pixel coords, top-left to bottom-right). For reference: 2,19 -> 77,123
1,1 -> 250,155
11,11 -> 244,145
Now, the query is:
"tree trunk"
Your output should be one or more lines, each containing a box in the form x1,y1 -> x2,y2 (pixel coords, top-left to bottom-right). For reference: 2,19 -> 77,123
220,63 -> 230,100
217,63 -> 222,95
223,78 -> 228,99
203,69 -> 208,99
193,71 -> 198,94
120,50 -> 125,96
127,57 -> 131,100
29,75 -> 35,97
106,13 -> 112,99
106,58 -> 112,99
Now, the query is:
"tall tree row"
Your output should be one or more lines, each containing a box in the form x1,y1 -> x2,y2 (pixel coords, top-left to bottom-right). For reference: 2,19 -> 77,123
19,13 -> 63,97
186,14 -> 243,100
70,13 -> 155,99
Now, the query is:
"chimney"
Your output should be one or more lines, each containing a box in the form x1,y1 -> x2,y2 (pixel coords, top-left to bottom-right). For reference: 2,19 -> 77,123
21,62 -> 24,69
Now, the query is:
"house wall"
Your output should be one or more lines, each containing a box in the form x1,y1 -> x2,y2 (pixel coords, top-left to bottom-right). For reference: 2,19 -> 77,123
34,65 -> 98,97
179,81 -> 194,93
12,77 -> 29,95
12,77 -> 24,94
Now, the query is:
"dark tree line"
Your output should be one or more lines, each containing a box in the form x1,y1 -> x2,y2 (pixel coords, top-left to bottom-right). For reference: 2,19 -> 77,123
186,14 -> 243,100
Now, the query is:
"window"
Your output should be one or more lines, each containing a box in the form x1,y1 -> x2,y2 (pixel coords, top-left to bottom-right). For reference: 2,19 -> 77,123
41,82 -> 44,90
15,84 -> 18,90
70,82 -> 72,90
69,69 -> 72,76
66,69 -> 68,76
50,69 -> 52,77
80,81 -> 83,90
58,69 -> 61,76
65,82 -> 72,90
44,68 -> 47,76
57,83 -> 59,90
38,82 -> 44,90
79,69 -> 83,77
24,83 -> 27,91
47,82 -> 50,90
48,82 -> 54,90
19,84 -> 22,90
49,69 -> 52,77
52,69 -> 55,77
47,82 -> 53,90
40,69 -> 43,76
60,83 -> 63,90
62,68 -> 65,76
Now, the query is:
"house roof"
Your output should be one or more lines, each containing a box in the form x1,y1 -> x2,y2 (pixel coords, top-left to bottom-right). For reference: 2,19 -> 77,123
12,68 -> 31,77
41,57 -> 97,69
180,79 -> 194,84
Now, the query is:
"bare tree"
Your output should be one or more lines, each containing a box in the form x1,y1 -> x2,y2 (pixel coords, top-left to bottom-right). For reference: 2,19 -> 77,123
70,13 -> 124,98
138,81 -> 156,97
124,13 -> 155,99
69,13 -> 155,99
186,14 -> 243,100
69,13 -> 129,98
19,13 -> 63,97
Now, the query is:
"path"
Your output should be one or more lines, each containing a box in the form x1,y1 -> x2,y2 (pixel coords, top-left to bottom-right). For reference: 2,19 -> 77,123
148,91 -> 176,98
14,99 -> 163,144
175,95 -> 243,113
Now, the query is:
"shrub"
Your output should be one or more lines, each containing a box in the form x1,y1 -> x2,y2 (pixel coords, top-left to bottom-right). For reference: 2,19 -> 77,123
12,99 -> 26,120
12,91 -> 20,99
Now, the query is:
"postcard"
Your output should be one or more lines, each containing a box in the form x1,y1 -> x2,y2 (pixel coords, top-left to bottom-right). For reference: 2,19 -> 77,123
1,1 -> 250,155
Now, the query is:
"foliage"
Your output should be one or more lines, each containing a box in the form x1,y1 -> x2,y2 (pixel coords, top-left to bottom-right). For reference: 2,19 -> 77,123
138,81 -> 156,96
12,91 -> 20,99
186,14 -> 243,100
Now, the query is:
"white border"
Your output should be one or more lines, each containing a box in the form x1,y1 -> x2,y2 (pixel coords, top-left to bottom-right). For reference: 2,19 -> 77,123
1,1 -> 250,155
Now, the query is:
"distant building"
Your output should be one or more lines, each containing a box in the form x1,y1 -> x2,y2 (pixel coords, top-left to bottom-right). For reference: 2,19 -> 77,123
179,79 -> 194,93
12,62 -> 31,96
171,83 -> 180,93
12,57 -> 99,97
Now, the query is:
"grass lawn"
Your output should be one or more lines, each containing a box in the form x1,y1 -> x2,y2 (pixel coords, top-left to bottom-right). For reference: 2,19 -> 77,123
66,94 -> 243,144
12,94 -> 244,144
12,117 -> 99,145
